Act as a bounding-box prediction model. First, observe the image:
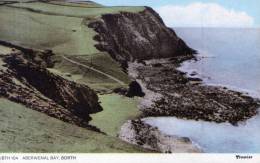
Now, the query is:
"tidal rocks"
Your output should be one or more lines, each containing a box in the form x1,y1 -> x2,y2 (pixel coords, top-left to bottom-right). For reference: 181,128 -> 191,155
131,58 -> 260,125
88,7 -> 195,67
119,119 -> 201,153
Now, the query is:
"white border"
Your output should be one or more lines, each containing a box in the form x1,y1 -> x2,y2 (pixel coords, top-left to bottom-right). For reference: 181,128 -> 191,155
1,154 -> 260,163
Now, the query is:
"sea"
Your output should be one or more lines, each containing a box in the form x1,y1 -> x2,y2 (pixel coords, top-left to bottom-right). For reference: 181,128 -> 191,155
143,28 -> 260,153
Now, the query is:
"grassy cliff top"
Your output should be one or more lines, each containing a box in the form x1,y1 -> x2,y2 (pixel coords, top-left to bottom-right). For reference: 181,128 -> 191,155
0,0 -> 145,56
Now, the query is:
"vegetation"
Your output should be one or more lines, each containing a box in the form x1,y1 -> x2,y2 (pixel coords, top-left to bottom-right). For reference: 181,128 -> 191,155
0,98 -> 147,153
0,0 -> 142,90
0,0 -> 146,152
51,53 -> 131,92
90,94 -> 141,136
0,1 -> 144,56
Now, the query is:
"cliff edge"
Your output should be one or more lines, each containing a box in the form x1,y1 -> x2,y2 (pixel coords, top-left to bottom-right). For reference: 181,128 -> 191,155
89,7 -> 195,67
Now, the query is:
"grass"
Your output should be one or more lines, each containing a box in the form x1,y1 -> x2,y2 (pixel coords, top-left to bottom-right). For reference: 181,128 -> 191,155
0,0 -> 141,89
0,1 -> 144,56
53,54 -> 131,93
8,2 -> 144,17
0,6 -> 99,55
0,0 -> 145,152
90,94 -> 141,136
0,98 -> 147,153
45,1 -> 104,8
75,54 -> 131,83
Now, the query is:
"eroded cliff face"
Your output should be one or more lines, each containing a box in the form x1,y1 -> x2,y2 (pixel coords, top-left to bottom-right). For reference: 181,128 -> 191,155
0,42 -> 102,129
88,7 -> 195,66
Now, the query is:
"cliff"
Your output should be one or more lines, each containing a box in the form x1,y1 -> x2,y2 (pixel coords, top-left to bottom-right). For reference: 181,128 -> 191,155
0,41 -> 102,129
88,7 -> 195,66
0,0 -> 225,153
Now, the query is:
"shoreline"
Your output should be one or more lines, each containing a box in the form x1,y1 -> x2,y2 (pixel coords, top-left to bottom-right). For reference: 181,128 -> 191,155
178,56 -> 260,99
119,119 -> 202,153
131,55 -> 260,124
143,107 -> 260,153
118,54 -> 260,152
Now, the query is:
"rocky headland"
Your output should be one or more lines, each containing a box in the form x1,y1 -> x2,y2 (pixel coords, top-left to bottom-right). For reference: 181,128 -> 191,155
88,7 -> 195,68
89,7 -> 259,125
89,6 -> 260,152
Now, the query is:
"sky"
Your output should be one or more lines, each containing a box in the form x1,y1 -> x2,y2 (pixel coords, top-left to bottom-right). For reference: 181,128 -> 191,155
93,0 -> 260,27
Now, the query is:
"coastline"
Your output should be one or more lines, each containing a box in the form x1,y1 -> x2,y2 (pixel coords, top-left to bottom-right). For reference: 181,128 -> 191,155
119,119 -> 202,153
179,56 -> 260,99
131,55 -> 260,124
177,52 -> 260,122
118,54 -> 260,152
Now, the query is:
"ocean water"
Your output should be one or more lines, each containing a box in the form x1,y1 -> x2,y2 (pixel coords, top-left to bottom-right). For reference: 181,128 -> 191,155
176,28 -> 260,97
143,28 -> 260,153
144,113 -> 260,153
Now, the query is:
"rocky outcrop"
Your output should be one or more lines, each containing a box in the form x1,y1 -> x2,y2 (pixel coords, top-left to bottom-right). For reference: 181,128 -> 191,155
130,59 -> 260,125
113,81 -> 145,97
126,81 -> 145,97
88,7 -> 195,67
0,43 -> 102,129
119,119 -> 201,153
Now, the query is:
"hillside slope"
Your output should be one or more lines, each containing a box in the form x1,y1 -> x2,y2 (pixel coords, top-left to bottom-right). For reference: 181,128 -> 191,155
0,42 -> 102,129
0,98 -> 147,153
0,0 -> 200,152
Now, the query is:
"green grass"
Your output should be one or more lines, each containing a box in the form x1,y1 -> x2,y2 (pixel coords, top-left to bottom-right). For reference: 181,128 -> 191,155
0,0 -> 141,90
0,1 -> 144,56
0,1 -> 145,151
0,6 -> 99,55
75,54 -> 131,83
53,54 -> 131,93
0,98 -> 147,153
90,94 -> 141,136
45,1 -> 104,8
8,2 -> 144,17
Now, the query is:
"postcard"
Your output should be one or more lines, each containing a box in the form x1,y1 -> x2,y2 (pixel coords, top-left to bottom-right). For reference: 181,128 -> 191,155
0,0 -> 259,162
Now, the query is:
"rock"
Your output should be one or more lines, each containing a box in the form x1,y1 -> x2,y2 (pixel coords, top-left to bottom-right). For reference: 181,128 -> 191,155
135,59 -> 260,124
113,87 -> 128,95
0,43 -> 102,129
126,81 -> 145,97
152,63 -> 163,67
119,120 -> 202,153
190,71 -> 198,76
88,7 -> 195,68
188,77 -> 203,82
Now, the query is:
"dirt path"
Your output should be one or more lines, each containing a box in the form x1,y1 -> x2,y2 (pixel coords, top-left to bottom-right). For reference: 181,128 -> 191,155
62,56 -> 126,86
